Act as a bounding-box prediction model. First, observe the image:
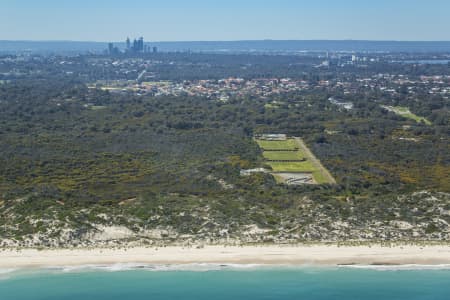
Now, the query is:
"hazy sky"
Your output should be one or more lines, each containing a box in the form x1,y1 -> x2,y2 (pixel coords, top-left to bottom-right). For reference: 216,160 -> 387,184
1,0 -> 449,41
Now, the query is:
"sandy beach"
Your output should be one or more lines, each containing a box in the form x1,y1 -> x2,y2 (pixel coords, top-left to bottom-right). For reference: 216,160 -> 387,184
1,245 -> 450,269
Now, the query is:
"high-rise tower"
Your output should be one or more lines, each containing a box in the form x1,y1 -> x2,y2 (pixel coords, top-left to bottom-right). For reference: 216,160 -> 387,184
138,37 -> 144,52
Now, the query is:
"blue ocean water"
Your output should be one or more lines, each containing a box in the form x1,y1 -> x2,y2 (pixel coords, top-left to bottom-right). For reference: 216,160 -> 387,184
1,265 -> 450,300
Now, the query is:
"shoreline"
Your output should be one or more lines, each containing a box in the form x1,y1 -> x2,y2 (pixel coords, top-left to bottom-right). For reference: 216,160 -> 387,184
1,245 -> 450,269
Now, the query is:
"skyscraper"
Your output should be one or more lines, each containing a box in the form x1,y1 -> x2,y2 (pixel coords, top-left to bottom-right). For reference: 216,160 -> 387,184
138,37 -> 144,52
124,36 -> 146,53
108,43 -> 114,54
108,43 -> 119,55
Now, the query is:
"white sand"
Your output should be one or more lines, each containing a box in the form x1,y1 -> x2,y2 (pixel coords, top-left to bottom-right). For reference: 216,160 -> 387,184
1,245 -> 450,268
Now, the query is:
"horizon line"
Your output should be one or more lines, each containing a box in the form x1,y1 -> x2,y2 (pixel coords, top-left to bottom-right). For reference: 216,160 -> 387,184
2,39 -> 450,43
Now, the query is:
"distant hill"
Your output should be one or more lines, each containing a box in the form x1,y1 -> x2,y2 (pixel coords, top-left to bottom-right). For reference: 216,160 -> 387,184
1,40 -> 450,54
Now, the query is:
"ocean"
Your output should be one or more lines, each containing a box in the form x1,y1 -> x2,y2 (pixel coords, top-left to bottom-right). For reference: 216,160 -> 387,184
1,264 -> 450,300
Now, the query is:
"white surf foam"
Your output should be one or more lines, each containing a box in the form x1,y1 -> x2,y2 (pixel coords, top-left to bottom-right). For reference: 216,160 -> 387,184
5,263 -> 450,277
0,268 -> 17,275
0,268 -> 19,280
339,264 -> 450,271
42,263 -> 266,273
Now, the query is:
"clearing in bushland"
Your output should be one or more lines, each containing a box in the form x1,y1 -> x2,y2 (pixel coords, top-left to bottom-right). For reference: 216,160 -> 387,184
382,105 -> 432,125
255,137 -> 336,185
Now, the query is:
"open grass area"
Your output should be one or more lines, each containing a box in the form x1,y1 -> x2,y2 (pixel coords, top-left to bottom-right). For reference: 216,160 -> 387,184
383,106 -> 432,125
256,139 -> 298,150
264,101 -> 286,109
264,103 -> 279,109
312,171 -> 329,184
90,106 -> 107,110
255,137 -> 336,185
268,161 -> 315,172
262,151 -> 305,161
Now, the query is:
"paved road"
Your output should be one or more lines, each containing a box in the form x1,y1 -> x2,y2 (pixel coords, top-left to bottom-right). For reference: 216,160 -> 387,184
294,137 -> 336,184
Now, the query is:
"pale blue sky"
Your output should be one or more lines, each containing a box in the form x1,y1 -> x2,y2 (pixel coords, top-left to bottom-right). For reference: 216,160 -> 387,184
1,0 -> 449,41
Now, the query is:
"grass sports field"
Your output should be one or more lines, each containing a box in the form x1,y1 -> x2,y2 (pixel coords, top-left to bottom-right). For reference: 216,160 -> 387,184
255,138 -> 335,184
269,161 -> 315,172
256,139 -> 298,150
262,151 -> 305,161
